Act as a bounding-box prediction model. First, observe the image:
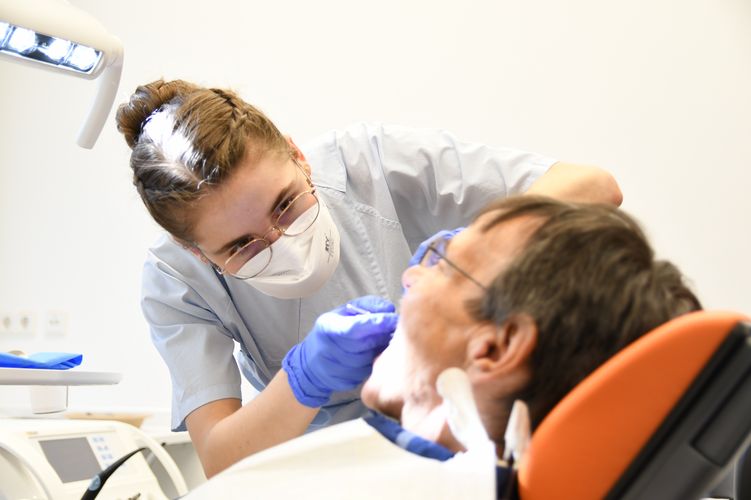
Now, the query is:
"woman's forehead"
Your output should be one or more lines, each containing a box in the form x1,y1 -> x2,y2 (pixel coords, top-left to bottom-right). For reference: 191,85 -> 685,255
191,156 -> 297,246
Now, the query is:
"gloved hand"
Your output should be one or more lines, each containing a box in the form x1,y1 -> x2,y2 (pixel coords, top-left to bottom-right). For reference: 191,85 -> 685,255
408,227 -> 466,267
282,295 -> 398,407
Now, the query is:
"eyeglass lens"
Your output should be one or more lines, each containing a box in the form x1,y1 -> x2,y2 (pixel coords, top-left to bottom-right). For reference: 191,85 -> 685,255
224,164 -> 320,278
418,232 -> 487,290
420,234 -> 450,268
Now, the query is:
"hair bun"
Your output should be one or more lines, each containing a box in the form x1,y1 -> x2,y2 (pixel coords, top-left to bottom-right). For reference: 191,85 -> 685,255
115,79 -> 199,149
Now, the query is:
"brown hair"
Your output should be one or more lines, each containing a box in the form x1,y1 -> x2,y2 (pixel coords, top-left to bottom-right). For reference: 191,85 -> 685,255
115,79 -> 290,242
469,196 -> 702,428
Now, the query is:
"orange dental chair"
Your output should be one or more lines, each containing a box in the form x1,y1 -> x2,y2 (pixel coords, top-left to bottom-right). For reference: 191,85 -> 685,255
517,310 -> 751,499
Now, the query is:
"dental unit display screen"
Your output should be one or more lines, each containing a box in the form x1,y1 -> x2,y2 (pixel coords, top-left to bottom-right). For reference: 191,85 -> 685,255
39,437 -> 102,483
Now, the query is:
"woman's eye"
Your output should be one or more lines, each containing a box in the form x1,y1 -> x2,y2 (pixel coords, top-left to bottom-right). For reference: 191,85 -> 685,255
230,239 -> 251,255
277,197 -> 294,214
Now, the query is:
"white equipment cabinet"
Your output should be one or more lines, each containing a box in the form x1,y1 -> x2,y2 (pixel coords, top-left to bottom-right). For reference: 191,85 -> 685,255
0,417 -> 188,500
0,367 -> 189,499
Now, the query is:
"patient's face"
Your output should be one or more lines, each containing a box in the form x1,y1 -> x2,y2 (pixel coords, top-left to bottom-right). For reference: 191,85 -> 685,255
362,213 -> 532,424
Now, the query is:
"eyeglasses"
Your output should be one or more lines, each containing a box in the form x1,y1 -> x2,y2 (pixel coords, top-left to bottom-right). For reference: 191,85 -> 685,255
420,232 -> 487,290
220,159 -> 320,279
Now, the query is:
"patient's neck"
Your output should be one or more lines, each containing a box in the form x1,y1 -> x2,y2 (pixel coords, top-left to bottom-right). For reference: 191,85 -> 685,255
400,391 -> 465,452
400,385 -> 511,458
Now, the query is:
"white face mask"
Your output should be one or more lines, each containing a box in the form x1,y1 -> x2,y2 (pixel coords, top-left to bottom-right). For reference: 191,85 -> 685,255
238,200 -> 340,299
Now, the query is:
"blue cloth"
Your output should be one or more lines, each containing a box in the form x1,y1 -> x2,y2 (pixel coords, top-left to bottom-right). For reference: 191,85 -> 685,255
0,352 -> 82,370
364,411 -> 456,461
141,122 -> 557,431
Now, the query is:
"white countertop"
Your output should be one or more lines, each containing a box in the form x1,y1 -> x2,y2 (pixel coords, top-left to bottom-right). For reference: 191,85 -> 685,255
0,367 -> 122,386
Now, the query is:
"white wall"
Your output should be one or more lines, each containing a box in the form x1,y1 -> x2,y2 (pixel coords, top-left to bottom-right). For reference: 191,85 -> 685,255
1,0 -> 750,413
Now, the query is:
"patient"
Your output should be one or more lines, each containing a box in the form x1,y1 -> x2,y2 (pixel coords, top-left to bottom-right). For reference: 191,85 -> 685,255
362,194 -> 701,450
186,195 -> 701,499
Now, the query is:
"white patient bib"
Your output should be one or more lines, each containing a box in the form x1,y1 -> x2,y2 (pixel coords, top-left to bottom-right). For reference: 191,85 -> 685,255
185,418 -> 494,500
185,369 -> 497,500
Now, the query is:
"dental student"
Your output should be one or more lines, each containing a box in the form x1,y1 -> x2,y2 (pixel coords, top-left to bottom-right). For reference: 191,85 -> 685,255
116,78 -> 622,476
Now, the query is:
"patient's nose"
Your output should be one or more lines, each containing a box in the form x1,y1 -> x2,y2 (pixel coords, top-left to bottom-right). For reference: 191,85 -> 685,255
401,265 -> 424,290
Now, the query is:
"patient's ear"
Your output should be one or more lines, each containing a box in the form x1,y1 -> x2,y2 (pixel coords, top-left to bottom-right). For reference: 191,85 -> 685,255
466,313 -> 537,378
465,314 -> 537,447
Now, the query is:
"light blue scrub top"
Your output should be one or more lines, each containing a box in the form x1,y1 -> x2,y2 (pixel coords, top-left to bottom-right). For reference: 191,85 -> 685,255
141,122 -> 556,431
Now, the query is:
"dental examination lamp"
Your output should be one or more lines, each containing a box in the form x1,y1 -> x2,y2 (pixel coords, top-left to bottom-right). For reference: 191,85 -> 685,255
0,0 -> 123,149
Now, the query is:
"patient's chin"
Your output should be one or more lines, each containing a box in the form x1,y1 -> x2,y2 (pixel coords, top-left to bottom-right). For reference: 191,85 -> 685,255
361,377 -> 404,420
360,380 -> 378,409
361,320 -> 408,418
403,405 -> 464,453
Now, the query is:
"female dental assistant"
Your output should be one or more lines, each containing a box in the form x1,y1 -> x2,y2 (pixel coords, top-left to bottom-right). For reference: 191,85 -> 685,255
116,79 -> 622,476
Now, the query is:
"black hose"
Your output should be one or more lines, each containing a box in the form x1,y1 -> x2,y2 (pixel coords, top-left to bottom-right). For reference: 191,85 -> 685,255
80,446 -> 148,500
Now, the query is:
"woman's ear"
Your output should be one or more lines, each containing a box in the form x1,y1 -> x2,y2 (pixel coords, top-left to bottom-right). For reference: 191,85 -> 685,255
285,136 -> 312,177
173,237 -> 211,264
285,136 -> 308,162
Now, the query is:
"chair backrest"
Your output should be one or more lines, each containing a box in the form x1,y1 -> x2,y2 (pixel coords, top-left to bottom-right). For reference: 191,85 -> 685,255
517,310 -> 751,500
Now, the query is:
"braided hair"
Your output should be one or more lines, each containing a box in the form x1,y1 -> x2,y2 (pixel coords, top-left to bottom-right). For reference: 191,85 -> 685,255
115,79 -> 290,242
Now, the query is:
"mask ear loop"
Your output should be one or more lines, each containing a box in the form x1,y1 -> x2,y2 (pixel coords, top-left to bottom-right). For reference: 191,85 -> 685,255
499,400 -> 531,499
436,367 -> 493,452
503,400 -> 531,465
436,368 -> 530,500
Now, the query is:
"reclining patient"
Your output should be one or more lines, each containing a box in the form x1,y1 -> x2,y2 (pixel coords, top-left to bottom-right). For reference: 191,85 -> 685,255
185,195 -> 701,499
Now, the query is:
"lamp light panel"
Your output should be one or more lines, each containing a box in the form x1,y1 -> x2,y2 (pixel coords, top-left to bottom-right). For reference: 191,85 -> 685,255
0,23 -> 102,74
0,0 -> 124,148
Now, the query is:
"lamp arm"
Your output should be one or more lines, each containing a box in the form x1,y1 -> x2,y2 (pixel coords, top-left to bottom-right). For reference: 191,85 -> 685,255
76,44 -> 123,149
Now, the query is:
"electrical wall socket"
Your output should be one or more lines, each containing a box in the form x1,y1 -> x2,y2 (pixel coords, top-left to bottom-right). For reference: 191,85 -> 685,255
0,311 -> 66,336
0,313 -> 13,335
17,311 -> 36,336
44,311 -> 68,337
0,311 -> 37,336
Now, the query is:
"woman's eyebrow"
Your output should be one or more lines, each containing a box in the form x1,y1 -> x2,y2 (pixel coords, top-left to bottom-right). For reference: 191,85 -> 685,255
212,177 -> 297,255
268,180 -> 296,216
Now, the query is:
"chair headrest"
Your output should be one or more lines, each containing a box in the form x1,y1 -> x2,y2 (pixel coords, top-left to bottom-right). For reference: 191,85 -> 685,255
517,310 -> 749,500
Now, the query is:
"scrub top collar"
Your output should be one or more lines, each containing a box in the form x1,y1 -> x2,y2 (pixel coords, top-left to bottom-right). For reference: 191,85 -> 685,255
305,136 -> 347,193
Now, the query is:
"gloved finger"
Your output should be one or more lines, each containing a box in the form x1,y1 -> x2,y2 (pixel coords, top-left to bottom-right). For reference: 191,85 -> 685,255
318,349 -> 385,370
407,228 -> 466,267
316,311 -> 397,338
343,295 -> 396,315
325,313 -> 398,353
305,354 -> 374,388
313,358 -> 373,380
407,234 -> 438,267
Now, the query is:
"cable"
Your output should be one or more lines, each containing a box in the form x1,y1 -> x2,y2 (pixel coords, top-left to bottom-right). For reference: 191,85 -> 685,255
80,446 -> 148,500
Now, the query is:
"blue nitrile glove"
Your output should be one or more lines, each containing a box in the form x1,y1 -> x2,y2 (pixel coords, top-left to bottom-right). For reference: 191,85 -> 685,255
408,227 -> 466,267
282,296 -> 398,407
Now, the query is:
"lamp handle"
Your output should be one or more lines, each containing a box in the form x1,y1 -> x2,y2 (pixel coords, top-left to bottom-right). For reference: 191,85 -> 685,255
76,42 -> 123,149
